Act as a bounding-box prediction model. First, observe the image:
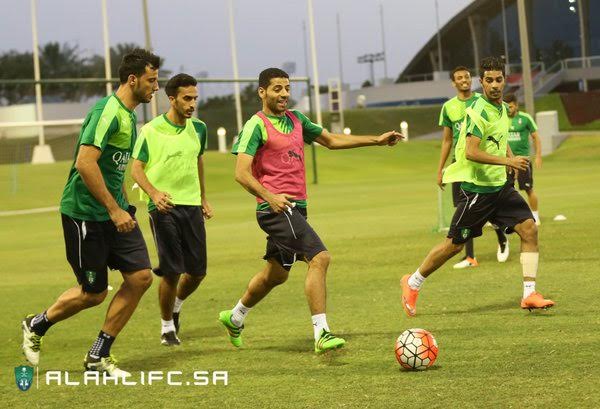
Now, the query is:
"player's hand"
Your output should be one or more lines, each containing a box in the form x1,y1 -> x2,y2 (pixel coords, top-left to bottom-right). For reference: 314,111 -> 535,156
507,156 -> 529,171
437,171 -> 445,190
267,193 -> 295,214
535,155 -> 542,169
151,191 -> 174,213
110,208 -> 136,233
376,131 -> 404,146
201,197 -> 213,220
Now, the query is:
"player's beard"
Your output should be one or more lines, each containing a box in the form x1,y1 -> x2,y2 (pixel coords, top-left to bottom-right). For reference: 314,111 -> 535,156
267,96 -> 287,115
134,84 -> 153,104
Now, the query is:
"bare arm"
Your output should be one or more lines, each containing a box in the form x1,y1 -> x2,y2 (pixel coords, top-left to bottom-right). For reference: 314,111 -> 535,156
131,159 -> 173,213
531,131 -> 542,168
465,135 -> 528,171
314,128 -> 402,150
436,127 -> 453,189
198,155 -> 213,219
235,153 -> 294,213
75,145 -> 135,232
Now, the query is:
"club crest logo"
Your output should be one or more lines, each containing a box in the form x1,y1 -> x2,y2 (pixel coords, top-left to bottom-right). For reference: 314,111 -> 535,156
15,365 -> 33,391
86,270 -> 96,285
461,228 -> 471,239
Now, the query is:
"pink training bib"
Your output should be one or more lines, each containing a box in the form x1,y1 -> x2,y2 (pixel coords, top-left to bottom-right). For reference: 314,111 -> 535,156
253,111 -> 307,204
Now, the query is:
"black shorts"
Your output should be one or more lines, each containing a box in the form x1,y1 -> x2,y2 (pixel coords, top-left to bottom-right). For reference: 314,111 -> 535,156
62,206 -> 151,293
515,162 -> 534,191
452,182 -> 462,207
256,206 -> 327,271
148,206 -> 207,277
447,184 -> 534,244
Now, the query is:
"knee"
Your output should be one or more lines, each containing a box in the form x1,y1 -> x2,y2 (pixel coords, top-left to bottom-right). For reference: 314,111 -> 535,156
81,289 -> 108,307
266,271 -> 289,287
132,269 -> 154,291
520,219 -> 538,242
310,251 -> 331,270
447,242 -> 464,257
187,274 -> 205,286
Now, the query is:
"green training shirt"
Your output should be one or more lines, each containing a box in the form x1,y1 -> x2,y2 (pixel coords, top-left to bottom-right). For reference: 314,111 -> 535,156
442,95 -> 510,194
232,109 -> 323,210
133,114 -> 207,212
60,94 -> 137,221
438,92 -> 481,153
508,111 -> 537,156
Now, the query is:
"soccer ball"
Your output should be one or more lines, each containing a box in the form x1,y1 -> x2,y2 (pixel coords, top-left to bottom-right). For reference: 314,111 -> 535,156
395,328 -> 438,370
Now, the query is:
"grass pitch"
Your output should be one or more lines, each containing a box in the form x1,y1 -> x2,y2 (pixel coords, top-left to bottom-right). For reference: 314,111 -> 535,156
1,136 -> 599,408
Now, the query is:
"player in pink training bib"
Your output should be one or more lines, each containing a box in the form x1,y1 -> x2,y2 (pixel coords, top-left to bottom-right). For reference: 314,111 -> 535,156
219,67 -> 403,354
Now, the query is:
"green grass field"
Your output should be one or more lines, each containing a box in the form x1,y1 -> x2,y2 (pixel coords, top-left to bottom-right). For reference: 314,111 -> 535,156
1,136 -> 600,408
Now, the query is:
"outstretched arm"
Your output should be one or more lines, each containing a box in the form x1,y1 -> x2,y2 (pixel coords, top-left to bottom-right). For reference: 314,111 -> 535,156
314,128 -> 402,150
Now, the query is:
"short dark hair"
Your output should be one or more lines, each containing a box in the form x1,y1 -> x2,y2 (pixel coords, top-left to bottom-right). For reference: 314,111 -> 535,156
503,93 -> 518,104
450,66 -> 470,81
479,56 -> 505,78
258,68 -> 289,89
118,48 -> 161,83
165,73 -> 197,97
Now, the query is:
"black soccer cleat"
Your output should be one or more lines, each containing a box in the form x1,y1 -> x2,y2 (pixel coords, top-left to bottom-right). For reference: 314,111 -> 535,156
161,331 -> 181,346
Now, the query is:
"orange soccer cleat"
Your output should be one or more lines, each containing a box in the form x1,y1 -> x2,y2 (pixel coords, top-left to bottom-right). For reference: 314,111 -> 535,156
401,274 -> 419,317
521,291 -> 555,311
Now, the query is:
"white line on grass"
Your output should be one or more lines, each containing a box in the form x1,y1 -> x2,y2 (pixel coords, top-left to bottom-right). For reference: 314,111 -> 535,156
0,206 -> 59,217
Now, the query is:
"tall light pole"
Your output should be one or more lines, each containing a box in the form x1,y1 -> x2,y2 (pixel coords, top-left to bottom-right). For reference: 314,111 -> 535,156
302,21 -> 310,77
101,0 -> 112,95
379,2 -> 388,79
517,0 -> 534,116
434,0 -> 443,71
577,0 -> 589,91
336,13 -> 344,87
501,0 -> 510,71
307,0 -> 322,125
30,0 -> 44,145
227,0 -> 243,134
141,0 -> 158,118
29,0 -> 54,163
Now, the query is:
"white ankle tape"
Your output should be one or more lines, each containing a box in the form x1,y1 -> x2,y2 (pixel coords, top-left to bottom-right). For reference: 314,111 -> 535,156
520,252 -> 539,279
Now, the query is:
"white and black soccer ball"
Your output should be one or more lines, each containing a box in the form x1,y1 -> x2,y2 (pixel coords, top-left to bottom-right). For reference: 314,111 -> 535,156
395,328 -> 439,370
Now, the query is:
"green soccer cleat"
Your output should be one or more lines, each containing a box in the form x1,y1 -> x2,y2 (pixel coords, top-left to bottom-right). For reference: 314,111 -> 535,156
22,314 -> 43,366
314,329 -> 346,354
84,353 -> 131,378
218,310 -> 243,348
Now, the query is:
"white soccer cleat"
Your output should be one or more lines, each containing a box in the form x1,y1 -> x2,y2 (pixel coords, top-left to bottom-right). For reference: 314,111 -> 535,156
84,354 -> 131,378
22,315 -> 42,366
497,239 -> 509,262
453,257 -> 478,269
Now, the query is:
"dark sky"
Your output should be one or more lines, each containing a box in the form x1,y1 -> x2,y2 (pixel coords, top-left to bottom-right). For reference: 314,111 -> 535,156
1,0 -> 472,89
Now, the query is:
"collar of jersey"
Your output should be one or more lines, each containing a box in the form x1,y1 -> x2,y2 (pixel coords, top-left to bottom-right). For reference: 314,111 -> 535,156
112,93 -> 133,114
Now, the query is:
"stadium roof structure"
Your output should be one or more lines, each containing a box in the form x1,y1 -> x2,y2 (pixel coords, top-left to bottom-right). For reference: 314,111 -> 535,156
397,0 -> 598,82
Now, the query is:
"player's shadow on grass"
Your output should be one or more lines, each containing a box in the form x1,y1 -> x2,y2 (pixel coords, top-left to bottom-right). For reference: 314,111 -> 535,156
122,344 -> 234,371
422,300 -> 516,315
398,365 -> 443,373
178,325 -> 223,339
252,337 -> 311,353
